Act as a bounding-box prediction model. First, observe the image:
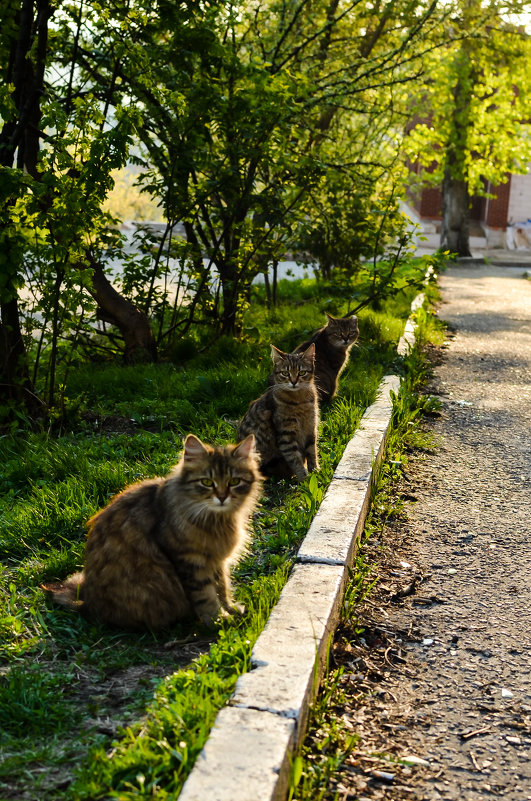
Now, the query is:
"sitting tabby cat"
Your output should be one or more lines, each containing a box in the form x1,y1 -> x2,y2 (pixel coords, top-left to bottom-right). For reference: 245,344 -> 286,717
239,344 -> 319,482
296,313 -> 358,403
42,434 -> 262,630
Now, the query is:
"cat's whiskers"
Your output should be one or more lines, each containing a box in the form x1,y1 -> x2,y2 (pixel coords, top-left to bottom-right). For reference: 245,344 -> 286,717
212,494 -> 233,508
186,499 -> 224,523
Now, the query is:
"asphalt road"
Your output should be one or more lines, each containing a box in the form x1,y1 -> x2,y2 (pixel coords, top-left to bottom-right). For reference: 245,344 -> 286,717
322,263 -> 531,801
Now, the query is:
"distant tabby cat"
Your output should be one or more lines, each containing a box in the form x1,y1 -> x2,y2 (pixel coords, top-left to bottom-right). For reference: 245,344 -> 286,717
42,435 -> 262,630
239,344 -> 319,482
296,313 -> 358,403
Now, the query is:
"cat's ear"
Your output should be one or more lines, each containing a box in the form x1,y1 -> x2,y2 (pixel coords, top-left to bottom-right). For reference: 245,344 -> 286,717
325,312 -> 340,328
271,345 -> 287,363
233,434 -> 256,460
183,434 -> 209,461
301,342 -> 315,360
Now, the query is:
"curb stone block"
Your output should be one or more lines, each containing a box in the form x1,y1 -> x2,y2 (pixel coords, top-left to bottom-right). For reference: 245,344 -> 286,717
296,478 -> 369,565
231,562 -> 345,740
178,706 -> 295,801
298,374 -> 399,566
397,292 -> 425,355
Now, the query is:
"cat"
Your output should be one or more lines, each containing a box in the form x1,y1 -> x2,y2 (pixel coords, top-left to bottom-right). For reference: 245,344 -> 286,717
42,434 -> 262,630
295,313 -> 358,403
239,344 -> 319,482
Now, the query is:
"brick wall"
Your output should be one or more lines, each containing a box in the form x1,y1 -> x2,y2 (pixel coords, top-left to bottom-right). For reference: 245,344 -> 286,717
485,178 -> 511,229
414,180 -> 512,229
419,187 -> 442,219
409,167 -> 531,231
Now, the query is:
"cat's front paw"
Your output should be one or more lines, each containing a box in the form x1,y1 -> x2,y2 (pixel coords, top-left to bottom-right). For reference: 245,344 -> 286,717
201,603 -> 245,626
199,612 -> 219,629
198,603 -> 222,628
295,467 -> 309,482
225,602 -> 246,617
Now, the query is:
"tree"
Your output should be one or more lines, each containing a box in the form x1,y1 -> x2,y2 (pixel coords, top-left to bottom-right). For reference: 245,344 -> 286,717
405,1 -> 531,256
80,0 -> 448,337
0,0 -> 158,418
1,0 -> 472,417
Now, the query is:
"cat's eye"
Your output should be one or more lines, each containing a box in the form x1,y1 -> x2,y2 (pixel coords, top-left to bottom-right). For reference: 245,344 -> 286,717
201,478 -> 214,487
299,370 -> 307,376
229,478 -> 241,486
279,371 -> 289,377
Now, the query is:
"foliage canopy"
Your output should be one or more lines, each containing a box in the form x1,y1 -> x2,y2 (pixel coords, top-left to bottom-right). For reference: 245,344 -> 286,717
1,0 -> 530,412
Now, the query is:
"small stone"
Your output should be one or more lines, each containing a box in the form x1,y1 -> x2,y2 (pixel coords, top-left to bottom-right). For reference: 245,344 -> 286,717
447,568 -> 457,575
372,770 -> 395,783
401,755 -> 430,767
423,638 -> 434,645
506,736 -> 521,745
501,688 -> 514,699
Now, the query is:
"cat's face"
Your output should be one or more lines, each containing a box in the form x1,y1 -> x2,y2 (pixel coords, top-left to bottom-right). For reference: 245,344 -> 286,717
325,314 -> 359,349
271,344 -> 315,390
180,435 -> 260,512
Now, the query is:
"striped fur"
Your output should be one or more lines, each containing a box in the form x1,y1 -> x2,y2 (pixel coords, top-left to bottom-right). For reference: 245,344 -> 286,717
239,344 -> 319,482
296,313 -> 358,402
42,435 -> 262,630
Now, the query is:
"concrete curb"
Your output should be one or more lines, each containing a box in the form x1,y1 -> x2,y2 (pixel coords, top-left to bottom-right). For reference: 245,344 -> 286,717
179,375 -> 401,801
397,292 -> 425,356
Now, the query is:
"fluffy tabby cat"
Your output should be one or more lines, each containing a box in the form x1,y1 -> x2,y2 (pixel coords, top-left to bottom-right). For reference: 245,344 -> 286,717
42,435 -> 262,630
296,313 -> 359,403
239,344 -> 319,482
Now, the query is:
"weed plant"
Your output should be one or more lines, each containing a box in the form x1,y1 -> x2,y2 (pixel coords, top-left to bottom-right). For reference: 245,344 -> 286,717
0,264 -> 434,800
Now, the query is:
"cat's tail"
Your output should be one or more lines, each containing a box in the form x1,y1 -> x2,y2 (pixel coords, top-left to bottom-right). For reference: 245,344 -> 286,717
41,573 -> 85,610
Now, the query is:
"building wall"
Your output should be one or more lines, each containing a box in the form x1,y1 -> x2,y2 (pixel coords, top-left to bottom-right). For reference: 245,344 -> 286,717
507,168 -> 531,223
409,165 -> 531,246
419,187 -> 442,220
484,178 -> 511,228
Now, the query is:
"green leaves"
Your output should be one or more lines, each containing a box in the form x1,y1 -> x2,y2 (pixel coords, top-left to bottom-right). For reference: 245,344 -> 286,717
5,0 -> 527,413
405,2 -> 531,195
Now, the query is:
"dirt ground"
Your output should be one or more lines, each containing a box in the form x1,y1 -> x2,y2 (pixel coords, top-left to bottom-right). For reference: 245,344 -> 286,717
327,264 -> 531,800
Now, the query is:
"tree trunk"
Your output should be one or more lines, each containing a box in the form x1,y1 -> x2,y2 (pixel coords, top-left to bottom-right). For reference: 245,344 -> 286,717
0,297 -> 43,416
219,289 -> 238,335
440,168 -> 472,257
0,0 -> 51,417
217,257 -> 242,336
440,41 -> 474,259
89,258 -> 158,364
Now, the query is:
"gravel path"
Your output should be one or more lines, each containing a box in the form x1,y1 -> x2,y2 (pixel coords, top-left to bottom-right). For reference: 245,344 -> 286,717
323,264 -> 531,800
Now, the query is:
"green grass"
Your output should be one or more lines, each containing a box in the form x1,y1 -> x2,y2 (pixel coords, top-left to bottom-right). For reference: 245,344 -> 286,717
0,260 -> 440,800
